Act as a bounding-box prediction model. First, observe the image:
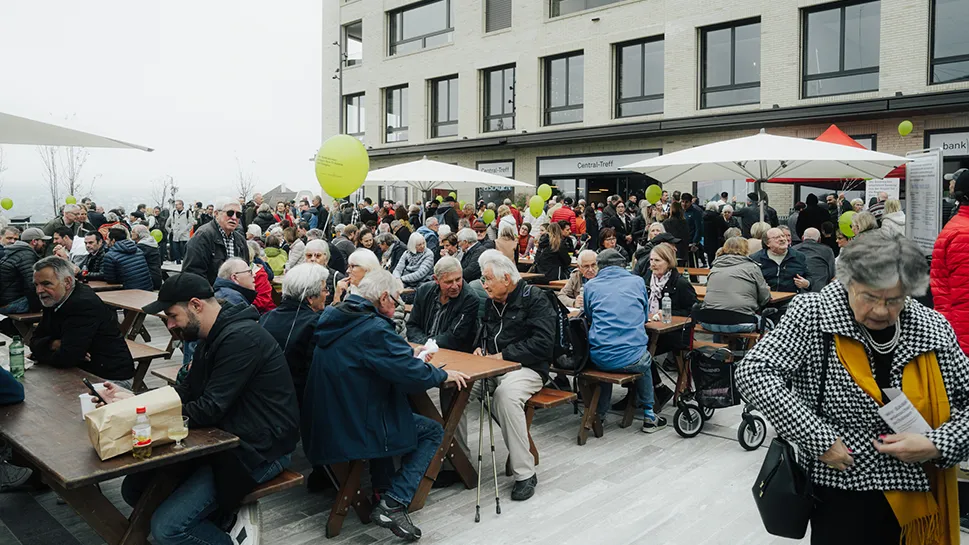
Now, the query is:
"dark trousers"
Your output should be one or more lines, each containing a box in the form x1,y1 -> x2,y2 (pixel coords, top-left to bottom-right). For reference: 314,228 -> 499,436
810,485 -> 901,544
171,241 -> 187,263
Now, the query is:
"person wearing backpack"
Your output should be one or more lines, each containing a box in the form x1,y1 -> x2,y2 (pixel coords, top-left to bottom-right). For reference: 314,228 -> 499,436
584,249 -> 668,433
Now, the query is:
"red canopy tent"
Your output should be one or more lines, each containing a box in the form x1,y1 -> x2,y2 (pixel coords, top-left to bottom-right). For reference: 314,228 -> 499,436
746,124 -> 905,183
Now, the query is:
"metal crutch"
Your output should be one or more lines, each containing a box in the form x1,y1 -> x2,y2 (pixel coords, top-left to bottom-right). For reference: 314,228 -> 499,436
474,381 -> 485,523
484,377 -> 501,515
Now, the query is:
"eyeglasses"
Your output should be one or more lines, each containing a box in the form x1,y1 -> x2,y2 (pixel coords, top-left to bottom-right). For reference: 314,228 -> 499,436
232,269 -> 253,277
851,287 -> 906,310
223,210 -> 240,218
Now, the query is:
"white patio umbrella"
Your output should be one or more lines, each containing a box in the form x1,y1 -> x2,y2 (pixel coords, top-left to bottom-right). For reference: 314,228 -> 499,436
364,156 -> 533,192
621,129 -> 909,221
0,112 -> 152,151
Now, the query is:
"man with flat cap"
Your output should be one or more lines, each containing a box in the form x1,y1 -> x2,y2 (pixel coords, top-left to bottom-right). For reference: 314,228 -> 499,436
100,272 -> 300,545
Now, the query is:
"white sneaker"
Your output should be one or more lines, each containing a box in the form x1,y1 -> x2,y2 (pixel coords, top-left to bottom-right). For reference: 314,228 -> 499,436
229,502 -> 261,545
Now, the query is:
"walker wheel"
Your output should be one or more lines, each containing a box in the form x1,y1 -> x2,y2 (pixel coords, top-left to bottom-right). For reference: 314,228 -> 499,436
738,415 -> 767,451
673,404 -> 703,438
699,403 -> 715,421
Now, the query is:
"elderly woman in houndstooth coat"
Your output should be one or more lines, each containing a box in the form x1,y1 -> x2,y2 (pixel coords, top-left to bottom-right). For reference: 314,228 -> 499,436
737,229 -> 969,545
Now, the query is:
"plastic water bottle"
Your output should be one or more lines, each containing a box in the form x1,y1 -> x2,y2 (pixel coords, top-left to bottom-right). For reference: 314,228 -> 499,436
9,336 -> 24,381
661,295 -> 672,324
132,407 -> 152,460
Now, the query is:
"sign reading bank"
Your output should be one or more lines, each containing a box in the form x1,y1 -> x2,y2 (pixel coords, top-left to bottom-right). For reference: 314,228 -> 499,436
928,132 -> 969,157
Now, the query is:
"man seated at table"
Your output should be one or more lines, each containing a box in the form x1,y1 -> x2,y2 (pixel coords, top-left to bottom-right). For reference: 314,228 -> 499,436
458,228 -> 487,282
28,257 -> 135,387
585,249 -> 668,432
557,249 -> 597,309
0,228 -> 43,314
214,258 -> 257,306
51,226 -> 86,266
474,250 -> 555,501
303,269 -> 468,541
106,272 -> 300,545
131,224 -> 163,290
78,231 -> 108,280
750,227 -> 810,295
797,227 -> 836,293
102,227 -> 153,291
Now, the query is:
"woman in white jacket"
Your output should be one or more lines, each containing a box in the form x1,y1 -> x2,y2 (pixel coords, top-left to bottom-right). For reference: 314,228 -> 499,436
879,198 -> 906,237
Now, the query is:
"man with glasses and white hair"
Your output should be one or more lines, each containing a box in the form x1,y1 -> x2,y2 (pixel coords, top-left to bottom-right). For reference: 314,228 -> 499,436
304,269 -> 469,541
214,258 -> 257,307
473,249 -> 555,502
43,203 -> 94,238
183,197 -> 250,285
457,227 -> 486,282
558,249 -> 598,309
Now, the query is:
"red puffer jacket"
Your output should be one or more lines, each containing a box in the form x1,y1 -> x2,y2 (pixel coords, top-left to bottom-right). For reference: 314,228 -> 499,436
931,206 -> 969,354
550,205 -> 577,233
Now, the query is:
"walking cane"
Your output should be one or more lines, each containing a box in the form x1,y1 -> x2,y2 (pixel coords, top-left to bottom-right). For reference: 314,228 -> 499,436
485,379 -> 502,516
474,380 -> 485,523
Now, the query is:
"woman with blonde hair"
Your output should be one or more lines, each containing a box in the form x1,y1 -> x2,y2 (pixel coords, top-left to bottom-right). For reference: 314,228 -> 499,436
748,221 -> 771,255
880,198 -> 906,237
851,211 -> 879,236
534,221 -> 571,283
495,223 -> 519,263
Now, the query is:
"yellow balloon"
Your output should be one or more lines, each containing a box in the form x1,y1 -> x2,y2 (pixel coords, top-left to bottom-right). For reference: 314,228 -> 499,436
65,195 -> 77,205
315,135 -> 370,199
537,184 -> 552,201
449,191 -> 457,199
529,195 -> 544,217
0,198 -> 12,210
150,229 -> 163,242
898,120 -> 914,137
645,185 -> 663,204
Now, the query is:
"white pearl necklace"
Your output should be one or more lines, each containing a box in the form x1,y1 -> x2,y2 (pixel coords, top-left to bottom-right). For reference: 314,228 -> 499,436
859,319 -> 901,355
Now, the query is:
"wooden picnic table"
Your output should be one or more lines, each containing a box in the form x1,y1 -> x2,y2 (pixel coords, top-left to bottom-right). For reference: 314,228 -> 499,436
406,347 -> 521,512
693,285 -> 796,305
520,272 -> 546,283
678,266 -> 711,277
89,280 -> 125,292
6,312 -> 43,345
0,365 -> 238,545
98,289 -> 163,340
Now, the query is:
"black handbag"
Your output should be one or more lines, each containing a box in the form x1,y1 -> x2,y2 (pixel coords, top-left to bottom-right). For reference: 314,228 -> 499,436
751,333 -> 831,539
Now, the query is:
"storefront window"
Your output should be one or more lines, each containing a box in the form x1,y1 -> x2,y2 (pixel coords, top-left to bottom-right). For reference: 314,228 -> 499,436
700,19 -> 761,109
931,0 -> 969,83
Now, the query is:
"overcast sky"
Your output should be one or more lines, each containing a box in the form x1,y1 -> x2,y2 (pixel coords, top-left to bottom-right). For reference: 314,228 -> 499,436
0,0 -> 322,220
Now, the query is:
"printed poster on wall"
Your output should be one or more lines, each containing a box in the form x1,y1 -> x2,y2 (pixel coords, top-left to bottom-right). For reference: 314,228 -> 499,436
904,149 -> 943,256
864,179 -> 900,209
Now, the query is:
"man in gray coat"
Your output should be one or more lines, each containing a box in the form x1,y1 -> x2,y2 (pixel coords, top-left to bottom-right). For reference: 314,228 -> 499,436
797,228 -> 836,293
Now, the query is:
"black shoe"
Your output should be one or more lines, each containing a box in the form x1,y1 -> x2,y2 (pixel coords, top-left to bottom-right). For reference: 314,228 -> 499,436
511,474 -> 537,501
432,470 -> 461,489
642,415 -> 668,433
306,467 -> 335,494
371,498 -> 422,541
654,385 -> 674,413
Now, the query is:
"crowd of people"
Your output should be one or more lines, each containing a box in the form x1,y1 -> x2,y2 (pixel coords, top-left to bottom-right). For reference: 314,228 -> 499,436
0,170 -> 968,543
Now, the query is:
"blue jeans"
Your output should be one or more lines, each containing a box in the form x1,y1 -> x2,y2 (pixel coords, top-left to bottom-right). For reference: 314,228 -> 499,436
121,454 -> 291,545
171,241 -> 187,263
596,349 -> 656,419
699,321 -> 757,344
0,297 -> 29,315
369,414 -> 443,506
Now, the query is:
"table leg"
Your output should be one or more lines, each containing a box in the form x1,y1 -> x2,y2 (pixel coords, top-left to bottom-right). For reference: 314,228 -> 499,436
620,383 -> 637,428
408,386 -> 473,512
12,322 -> 34,346
326,461 -> 369,538
131,358 -> 151,393
126,314 -> 147,341
118,310 -> 139,339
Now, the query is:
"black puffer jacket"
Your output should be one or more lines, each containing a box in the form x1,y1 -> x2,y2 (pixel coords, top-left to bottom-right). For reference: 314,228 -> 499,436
405,281 -> 479,353
137,240 -> 163,290
459,241 -> 487,282
253,211 -> 276,234
0,242 -> 40,310
477,280 -> 555,381
80,245 -> 107,281
260,298 -> 321,407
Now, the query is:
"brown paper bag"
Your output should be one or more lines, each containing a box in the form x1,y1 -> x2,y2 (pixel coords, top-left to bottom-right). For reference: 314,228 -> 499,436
84,386 -> 183,460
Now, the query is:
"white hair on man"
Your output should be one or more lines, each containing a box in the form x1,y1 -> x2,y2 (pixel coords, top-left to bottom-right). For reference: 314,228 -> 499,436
334,223 -> 346,234
349,248 -> 381,273
498,224 -> 517,239
705,201 -> 720,212
63,204 -> 81,215
356,269 -> 403,304
305,229 -> 324,241
577,249 -> 598,264
247,224 -> 263,238
438,224 -> 451,237
424,217 -> 439,228
802,227 -> 821,242
434,255 -> 462,276
217,258 -> 250,280
282,263 -> 330,300
722,205 -> 734,214
478,249 -> 521,283
407,232 -> 426,253
131,224 -> 150,240
214,196 -> 237,211
457,227 -> 477,244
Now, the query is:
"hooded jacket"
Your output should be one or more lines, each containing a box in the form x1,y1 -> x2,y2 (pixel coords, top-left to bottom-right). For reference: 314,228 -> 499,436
434,203 -> 460,233
460,241 -> 488,282
29,283 -> 135,380
405,281 -> 479,353
477,280 -> 555,380
880,211 -> 906,237
260,297 -> 321,407
302,295 -> 447,465
701,253 -> 771,316
136,237 -> 163,290
80,244 -> 107,281
264,247 -> 288,276
416,226 -> 439,255
0,242 -> 40,309
253,211 -> 276,234
931,206 -> 969,354
796,194 -> 832,238
102,239 -> 153,291
214,277 -> 257,307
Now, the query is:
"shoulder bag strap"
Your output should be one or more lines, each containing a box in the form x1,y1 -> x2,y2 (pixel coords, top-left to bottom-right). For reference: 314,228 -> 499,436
817,332 -> 832,416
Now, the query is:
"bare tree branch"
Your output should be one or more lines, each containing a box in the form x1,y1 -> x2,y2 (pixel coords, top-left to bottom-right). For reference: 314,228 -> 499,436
37,146 -> 60,216
150,175 -> 175,209
0,146 -> 7,193
235,157 -> 257,203
60,146 -> 93,199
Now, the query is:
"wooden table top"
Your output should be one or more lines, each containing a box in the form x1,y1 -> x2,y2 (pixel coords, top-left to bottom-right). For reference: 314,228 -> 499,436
161,263 -> 182,274
411,345 -> 521,382
520,272 -> 545,282
565,312 -> 691,334
549,279 -> 568,288
88,281 -> 124,292
693,285 -> 796,305
98,289 -> 161,314
0,365 -> 238,489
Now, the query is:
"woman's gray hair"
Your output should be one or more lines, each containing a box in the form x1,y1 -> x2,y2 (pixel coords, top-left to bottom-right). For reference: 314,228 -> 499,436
375,233 -> 397,247
258,203 -> 271,213
356,269 -> 402,304
478,249 -> 520,283
247,224 -> 262,238
850,198 -> 864,207
305,228 -> 324,241
648,222 -> 666,234
305,239 -> 330,259
247,240 -> 265,261
750,221 -> 772,241
33,256 -> 75,282
705,201 -> 720,212
836,229 -> 929,296
457,228 -> 477,244
851,211 -> 878,235
105,212 -> 119,222
722,205 -> 734,214
724,227 -> 742,239
282,263 -> 330,300
349,248 -> 380,272
438,224 -> 451,237
434,255 -> 462,276
407,232 -> 426,253
498,224 -> 517,240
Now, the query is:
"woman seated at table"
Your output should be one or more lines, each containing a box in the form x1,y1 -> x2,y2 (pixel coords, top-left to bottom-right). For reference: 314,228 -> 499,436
747,221 -> 771,255
392,232 -> 434,292
695,236 -> 771,339
518,222 -> 535,257
356,227 -> 382,261
534,222 -> 572,283
495,224 -> 519,264
597,227 -> 628,264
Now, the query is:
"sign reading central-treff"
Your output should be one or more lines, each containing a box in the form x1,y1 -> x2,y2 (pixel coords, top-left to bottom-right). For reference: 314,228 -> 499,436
538,151 -> 660,177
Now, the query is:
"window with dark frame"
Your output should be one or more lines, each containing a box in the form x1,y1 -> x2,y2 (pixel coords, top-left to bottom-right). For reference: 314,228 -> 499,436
700,19 -> 761,109
616,37 -> 664,118
388,0 -> 453,56
344,93 -> 365,141
931,0 -> 969,84
343,21 -> 363,67
802,0 -> 880,98
483,65 -> 515,132
550,0 -> 620,17
385,85 -> 408,143
486,0 -> 512,32
430,76 -> 459,138
544,51 -> 584,125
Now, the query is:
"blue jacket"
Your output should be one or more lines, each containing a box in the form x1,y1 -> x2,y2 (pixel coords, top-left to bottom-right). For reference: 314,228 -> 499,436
102,239 -> 153,291
416,226 -> 439,255
302,295 -> 447,465
685,203 -> 704,244
0,368 -> 24,405
214,277 -> 256,306
585,266 -> 649,370
751,248 -> 808,294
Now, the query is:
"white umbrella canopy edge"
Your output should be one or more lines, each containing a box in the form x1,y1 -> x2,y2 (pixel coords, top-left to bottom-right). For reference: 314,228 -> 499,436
0,112 -> 153,151
363,156 -> 534,192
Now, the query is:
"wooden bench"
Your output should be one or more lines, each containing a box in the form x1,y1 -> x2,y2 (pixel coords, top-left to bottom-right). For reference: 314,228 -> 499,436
504,388 -> 577,476
552,367 -> 642,445
6,312 -> 43,345
694,324 -> 761,350
127,340 -> 171,393
151,366 -> 179,386
326,460 -> 374,538
241,469 -> 304,504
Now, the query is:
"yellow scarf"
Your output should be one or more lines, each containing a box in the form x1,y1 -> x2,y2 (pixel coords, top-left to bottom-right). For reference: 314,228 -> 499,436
835,335 -> 958,545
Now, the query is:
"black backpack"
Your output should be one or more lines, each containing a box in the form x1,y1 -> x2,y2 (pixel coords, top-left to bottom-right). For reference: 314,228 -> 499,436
545,290 -> 589,372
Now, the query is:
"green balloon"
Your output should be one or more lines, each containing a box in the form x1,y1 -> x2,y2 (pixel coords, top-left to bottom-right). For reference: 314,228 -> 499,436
150,229 -> 163,243
839,211 -> 855,237
537,184 -> 552,201
529,195 -> 544,218
482,209 -> 496,225
459,200 -> 466,209
449,191 -> 457,199
645,184 -> 663,204
898,120 -> 914,137
436,195 -> 443,203
314,134 -> 370,199
0,198 -> 12,210
65,195 -> 77,205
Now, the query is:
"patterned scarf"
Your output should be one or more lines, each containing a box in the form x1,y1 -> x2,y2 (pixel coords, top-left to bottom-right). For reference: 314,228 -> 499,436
648,270 -> 671,316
